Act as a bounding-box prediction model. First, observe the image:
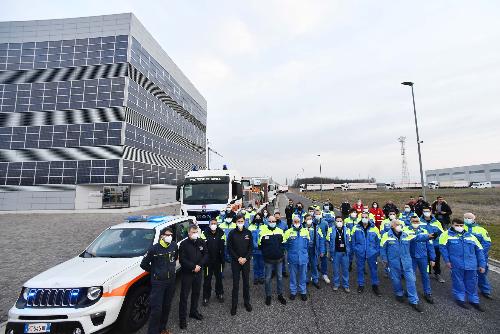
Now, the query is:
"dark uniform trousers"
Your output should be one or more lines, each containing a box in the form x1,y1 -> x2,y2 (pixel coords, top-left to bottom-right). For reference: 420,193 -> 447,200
203,263 -> 224,300
148,277 -> 175,334
179,271 -> 202,321
231,260 -> 250,306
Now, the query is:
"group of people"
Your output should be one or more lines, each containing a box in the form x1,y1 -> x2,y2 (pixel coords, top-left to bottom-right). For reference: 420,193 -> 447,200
140,195 -> 492,334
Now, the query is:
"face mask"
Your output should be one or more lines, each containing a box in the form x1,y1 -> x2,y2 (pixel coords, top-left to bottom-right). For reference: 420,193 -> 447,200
350,213 -> 357,219
225,218 -> 232,223
357,202 -> 362,205
315,215 -> 321,220
373,204 -> 378,208
423,212 -> 431,217
163,235 -> 173,243
404,207 -> 411,212
323,206 -> 329,211
363,209 -> 369,213
297,206 -> 302,210
361,218 -> 368,224
293,223 -> 301,229
464,218 -> 474,225
263,212 -> 269,217
269,223 -> 276,228
336,221 -> 343,228
210,224 -> 217,231
306,220 -> 313,226
237,223 -> 244,230
411,223 -> 420,229
191,232 -> 199,240
241,210 -> 247,214
394,225 -> 402,233
248,208 -> 253,212
389,214 -> 396,220
226,209 -> 231,214
454,226 -> 464,233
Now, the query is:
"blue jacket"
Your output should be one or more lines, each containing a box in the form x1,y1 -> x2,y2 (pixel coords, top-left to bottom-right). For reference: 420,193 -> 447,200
307,223 -> 324,255
406,226 -> 435,261
439,228 -> 486,270
465,223 -> 491,258
419,216 -> 444,248
248,223 -> 264,255
276,218 -> 288,232
324,225 -> 351,257
322,211 -> 335,226
284,227 -> 310,265
292,209 -> 306,224
343,216 -> 359,231
350,222 -> 381,259
380,229 -> 417,269
401,211 -> 415,226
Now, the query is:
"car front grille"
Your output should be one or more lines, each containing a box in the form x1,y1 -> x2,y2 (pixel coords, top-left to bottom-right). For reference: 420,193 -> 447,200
187,210 -> 219,221
26,288 -> 80,307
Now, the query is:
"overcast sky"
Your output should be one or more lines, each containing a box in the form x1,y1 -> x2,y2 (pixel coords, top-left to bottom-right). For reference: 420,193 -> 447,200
2,1 -> 499,184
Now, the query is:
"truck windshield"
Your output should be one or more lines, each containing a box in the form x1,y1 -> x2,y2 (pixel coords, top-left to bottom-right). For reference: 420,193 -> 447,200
183,183 -> 229,204
83,228 -> 155,258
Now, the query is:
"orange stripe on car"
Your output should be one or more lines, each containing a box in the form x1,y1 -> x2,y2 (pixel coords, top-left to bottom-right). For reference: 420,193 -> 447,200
102,272 -> 149,297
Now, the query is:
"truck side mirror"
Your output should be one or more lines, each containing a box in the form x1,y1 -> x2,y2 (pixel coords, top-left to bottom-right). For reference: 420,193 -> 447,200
232,182 -> 243,199
176,185 -> 181,202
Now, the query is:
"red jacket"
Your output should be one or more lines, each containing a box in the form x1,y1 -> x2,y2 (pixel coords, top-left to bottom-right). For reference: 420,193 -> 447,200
353,203 -> 364,214
369,207 -> 385,223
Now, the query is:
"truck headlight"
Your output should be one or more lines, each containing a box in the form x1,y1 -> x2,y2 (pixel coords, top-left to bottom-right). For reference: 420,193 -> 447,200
87,287 -> 102,301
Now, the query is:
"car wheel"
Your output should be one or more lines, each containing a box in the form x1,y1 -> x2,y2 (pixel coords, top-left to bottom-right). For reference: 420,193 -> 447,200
116,285 -> 151,333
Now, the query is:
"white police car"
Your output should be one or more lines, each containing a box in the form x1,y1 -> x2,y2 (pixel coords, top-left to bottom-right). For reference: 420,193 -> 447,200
6,215 -> 195,334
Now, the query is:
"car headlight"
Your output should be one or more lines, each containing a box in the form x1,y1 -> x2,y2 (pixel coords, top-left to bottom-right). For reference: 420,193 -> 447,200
87,287 -> 102,301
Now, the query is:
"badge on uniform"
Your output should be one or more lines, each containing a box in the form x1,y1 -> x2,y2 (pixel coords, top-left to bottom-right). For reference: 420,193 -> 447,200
199,246 -> 204,250
265,236 -> 269,239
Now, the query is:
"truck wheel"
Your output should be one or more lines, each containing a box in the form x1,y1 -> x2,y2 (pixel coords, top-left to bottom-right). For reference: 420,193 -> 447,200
116,285 -> 151,333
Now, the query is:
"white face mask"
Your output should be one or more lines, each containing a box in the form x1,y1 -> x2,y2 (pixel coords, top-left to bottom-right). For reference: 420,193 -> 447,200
361,218 -> 369,224
389,214 -> 396,220
237,223 -> 244,230
336,221 -> 343,228
363,209 -> 369,213
163,235 -> 172,243
373,204 -> 378,208
412,223 -> 420,229
394,225 -> 402,232
464,218 -> 474,225
454,226 -> 464,233
357,201 -> 362,205
405,207 -> 411,212
225,218 -> 232,223
350,213 -> 357,219
269,222 -> 276,228
293,223 -> 301,229
191,232 -> 199,240
306,219 -> 313,226
210,224 -> 217,231
315,215 -> 322,220
241,210 -> 247,214
423,212 -> 431,217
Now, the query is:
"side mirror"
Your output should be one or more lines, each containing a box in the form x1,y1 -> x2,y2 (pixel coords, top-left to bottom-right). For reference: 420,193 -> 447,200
176,185 -> 182,202
232,182 -> 243,199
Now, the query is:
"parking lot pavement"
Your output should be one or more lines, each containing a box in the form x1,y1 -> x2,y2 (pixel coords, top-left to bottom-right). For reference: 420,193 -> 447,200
2,194 -> 500,334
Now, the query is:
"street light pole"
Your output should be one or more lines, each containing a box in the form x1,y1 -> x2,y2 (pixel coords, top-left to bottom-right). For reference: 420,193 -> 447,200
401,82 -> 426,201
317,154 -> 322,192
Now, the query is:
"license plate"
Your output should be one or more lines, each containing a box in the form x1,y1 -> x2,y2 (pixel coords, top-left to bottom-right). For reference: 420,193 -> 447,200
24,323 -> 51,333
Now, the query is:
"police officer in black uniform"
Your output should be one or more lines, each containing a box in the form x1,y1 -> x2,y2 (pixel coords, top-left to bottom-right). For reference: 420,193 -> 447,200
178,224 -> 208,329
140,227 -> 177,334
201,218 -> 226,306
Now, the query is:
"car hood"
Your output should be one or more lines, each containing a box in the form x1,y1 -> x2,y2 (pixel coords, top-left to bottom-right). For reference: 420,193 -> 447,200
24,256 -> 139,288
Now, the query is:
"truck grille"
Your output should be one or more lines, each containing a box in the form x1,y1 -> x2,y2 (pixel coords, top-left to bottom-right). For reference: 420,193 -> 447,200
187,210 -> 219,221
26,288 -> 80,307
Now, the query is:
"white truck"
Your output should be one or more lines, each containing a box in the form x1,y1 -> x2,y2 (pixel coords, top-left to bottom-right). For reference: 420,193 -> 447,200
6,215 -> 196,334
471,181 -> 492,189
176,169 -> 243,227
385,182 -> 423,190
428,180 -> 470,189
341,183 -> 378,191
278,185 -> 289,193
299,183 -> 341,192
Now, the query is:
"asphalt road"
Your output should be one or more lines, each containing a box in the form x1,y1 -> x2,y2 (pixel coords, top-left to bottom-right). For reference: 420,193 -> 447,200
1,193 -> 500,334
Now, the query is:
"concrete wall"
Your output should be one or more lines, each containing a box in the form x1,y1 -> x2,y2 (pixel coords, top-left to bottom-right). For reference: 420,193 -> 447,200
0,190 -> 75,210
130,185 -> 150,207
74,185 -> 103,210
150,186 -> 176,205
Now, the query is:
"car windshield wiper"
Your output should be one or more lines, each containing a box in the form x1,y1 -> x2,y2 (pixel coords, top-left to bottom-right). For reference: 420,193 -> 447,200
82,250 -> 96,258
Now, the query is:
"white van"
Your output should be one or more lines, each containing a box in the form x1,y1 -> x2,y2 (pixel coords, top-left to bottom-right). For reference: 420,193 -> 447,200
471,182 -> 492,189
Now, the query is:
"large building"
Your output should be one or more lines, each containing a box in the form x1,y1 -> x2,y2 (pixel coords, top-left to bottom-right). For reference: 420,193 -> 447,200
426,162 -> 500,187
0,13 -> 207,210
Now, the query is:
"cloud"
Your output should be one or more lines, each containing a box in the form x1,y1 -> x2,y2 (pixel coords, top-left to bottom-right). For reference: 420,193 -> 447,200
215,18 -> 259,56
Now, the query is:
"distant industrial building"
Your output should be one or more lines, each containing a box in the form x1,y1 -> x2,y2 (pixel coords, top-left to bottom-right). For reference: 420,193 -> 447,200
0,13 -> 207,210
426,162 -> 500,187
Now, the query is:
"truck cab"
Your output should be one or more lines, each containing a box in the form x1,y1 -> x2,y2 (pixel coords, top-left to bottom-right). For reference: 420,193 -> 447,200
176,169 -> 243,227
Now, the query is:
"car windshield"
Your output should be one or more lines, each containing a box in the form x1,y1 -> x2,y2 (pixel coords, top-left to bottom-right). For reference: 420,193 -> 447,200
183,183 -> 229,205
83,228 -> 155,258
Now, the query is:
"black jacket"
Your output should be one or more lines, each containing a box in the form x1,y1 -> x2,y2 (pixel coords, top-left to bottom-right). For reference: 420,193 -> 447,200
340,202 -> 351,215
431,201 -> 452,224
179,238 -> 208,274
227,227 -> 253,262
202,227 -> 225,265
140,241 -> 178,281
414,199 -> 430,217
383,203 -> 399,217
285,205 -> 295,220
259,227 -> 285,263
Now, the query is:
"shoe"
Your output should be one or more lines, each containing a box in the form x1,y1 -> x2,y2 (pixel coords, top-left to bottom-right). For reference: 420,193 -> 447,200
179,320 -> 187,329
333,286 -> 339,291
372,285 -> 382,297
278,294 -> 287,305
202,298 -> 208,307
300,294 -> 308,301
217,294 -> 224,303
265,296 -> 271,305
470,303 -> 485,312
313,282 -> 321,289
344,287 -> 350,293
323,274 -> 331,284
481,292 -> 493,300
435,274 -> 445,283
244,303 -> 253,312
230,306 -> 237,316
282,271 -> 289,278
357,286 -> 364,293
455,300 -> 468,309
396,295 -> 405,303
189,312 -> 203,320
424,294 -> 434,304
411,303 -> 424,313
289,294 -> 296,301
